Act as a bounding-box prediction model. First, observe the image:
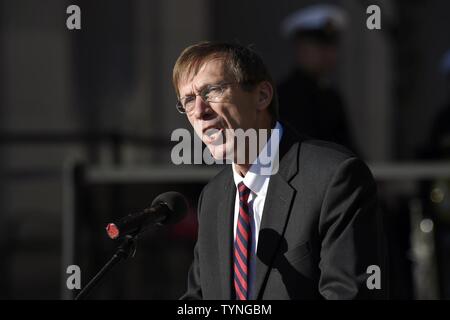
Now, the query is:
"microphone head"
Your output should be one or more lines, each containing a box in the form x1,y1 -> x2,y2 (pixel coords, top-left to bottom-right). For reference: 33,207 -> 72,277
151,191 -> 189,225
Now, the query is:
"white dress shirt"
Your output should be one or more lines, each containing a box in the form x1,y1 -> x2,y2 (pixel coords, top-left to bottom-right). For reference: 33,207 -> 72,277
231,121 -> 283,298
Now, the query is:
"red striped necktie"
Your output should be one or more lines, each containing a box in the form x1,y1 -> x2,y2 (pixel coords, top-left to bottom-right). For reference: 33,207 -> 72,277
234,182 -> 252,300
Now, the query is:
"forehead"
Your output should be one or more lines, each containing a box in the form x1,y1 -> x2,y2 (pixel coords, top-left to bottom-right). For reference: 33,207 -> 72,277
178,58 -> 230,96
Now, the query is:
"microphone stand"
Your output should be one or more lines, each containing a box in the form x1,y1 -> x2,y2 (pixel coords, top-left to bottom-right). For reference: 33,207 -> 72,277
74,234 -> 137,300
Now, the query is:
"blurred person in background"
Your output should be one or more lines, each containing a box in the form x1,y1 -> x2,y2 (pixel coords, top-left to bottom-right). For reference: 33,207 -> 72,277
418,49 -> 450,298
426,50 -> 450,159
278,4 -> 356,153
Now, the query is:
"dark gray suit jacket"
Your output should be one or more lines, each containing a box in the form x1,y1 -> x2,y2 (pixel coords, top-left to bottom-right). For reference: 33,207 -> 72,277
181,128 -> 388,300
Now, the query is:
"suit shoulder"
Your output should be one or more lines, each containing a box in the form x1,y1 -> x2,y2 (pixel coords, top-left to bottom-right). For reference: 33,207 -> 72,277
200,165 -> 232,196
294,138 -> 372,183
299,138 -> 357,166
289,138 -> 375,201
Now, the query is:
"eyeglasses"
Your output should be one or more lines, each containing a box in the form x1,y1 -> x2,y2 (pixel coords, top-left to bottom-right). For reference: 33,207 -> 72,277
176,82 -> 238,114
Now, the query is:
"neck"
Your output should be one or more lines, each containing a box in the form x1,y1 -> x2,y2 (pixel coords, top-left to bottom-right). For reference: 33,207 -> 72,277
234,163 -> 251,177
233,118 -> 276,177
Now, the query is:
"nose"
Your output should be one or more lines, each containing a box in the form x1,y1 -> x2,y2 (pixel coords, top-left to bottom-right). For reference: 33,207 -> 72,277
192,95 -> 213,119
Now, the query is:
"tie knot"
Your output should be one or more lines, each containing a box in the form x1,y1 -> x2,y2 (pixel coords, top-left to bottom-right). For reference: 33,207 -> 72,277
238,182 -> 251,198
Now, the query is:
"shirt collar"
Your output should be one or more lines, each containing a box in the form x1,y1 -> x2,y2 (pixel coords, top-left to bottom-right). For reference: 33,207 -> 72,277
232,121 -> 283,196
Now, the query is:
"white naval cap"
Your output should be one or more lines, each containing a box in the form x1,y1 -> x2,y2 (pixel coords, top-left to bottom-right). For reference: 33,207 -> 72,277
281,4 -> 348,38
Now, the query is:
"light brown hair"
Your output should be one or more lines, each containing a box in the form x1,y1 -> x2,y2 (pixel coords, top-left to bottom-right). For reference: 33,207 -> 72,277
173,41 -> 279,119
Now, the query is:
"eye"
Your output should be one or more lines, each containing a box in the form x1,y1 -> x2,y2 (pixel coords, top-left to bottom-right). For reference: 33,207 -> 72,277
204,85 -> 222,99
184,96 -> 196,108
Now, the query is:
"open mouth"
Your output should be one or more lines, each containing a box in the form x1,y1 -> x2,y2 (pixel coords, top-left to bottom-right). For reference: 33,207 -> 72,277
203,127 -> 224,145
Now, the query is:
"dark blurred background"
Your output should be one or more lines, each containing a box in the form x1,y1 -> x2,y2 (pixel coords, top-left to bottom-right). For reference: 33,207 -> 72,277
0,0 -> 449,299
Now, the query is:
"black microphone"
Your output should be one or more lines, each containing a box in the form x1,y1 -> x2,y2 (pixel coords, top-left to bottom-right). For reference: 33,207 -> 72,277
105,191 -> 188,240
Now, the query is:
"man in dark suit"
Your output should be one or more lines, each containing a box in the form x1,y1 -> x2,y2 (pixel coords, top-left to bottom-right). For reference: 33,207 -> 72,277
172,41 -> 387,300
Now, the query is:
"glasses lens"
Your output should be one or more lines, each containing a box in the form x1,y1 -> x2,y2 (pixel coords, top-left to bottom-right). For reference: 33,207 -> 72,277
204,86 -> 223,102
185,100 -> 195,113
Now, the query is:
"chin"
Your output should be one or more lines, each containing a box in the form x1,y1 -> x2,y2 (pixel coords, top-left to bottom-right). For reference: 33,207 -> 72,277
206,142 -> 233,162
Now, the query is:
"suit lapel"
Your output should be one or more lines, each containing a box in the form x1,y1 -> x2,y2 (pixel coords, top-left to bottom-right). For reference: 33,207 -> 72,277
217,171 -> 235,299
253,125 -> 300,299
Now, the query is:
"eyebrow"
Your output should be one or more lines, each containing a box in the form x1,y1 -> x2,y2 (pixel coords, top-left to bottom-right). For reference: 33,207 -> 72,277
182,82 -> 221,98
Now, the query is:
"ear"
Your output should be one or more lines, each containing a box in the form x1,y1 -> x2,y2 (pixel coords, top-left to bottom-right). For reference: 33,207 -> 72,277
256,81 -> 273,111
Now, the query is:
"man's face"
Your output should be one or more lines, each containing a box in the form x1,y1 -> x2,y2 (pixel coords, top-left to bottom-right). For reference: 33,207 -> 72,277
177,58 -> 263,161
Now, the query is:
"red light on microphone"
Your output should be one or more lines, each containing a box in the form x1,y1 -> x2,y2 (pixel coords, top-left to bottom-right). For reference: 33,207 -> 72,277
106,223 -> 119,239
